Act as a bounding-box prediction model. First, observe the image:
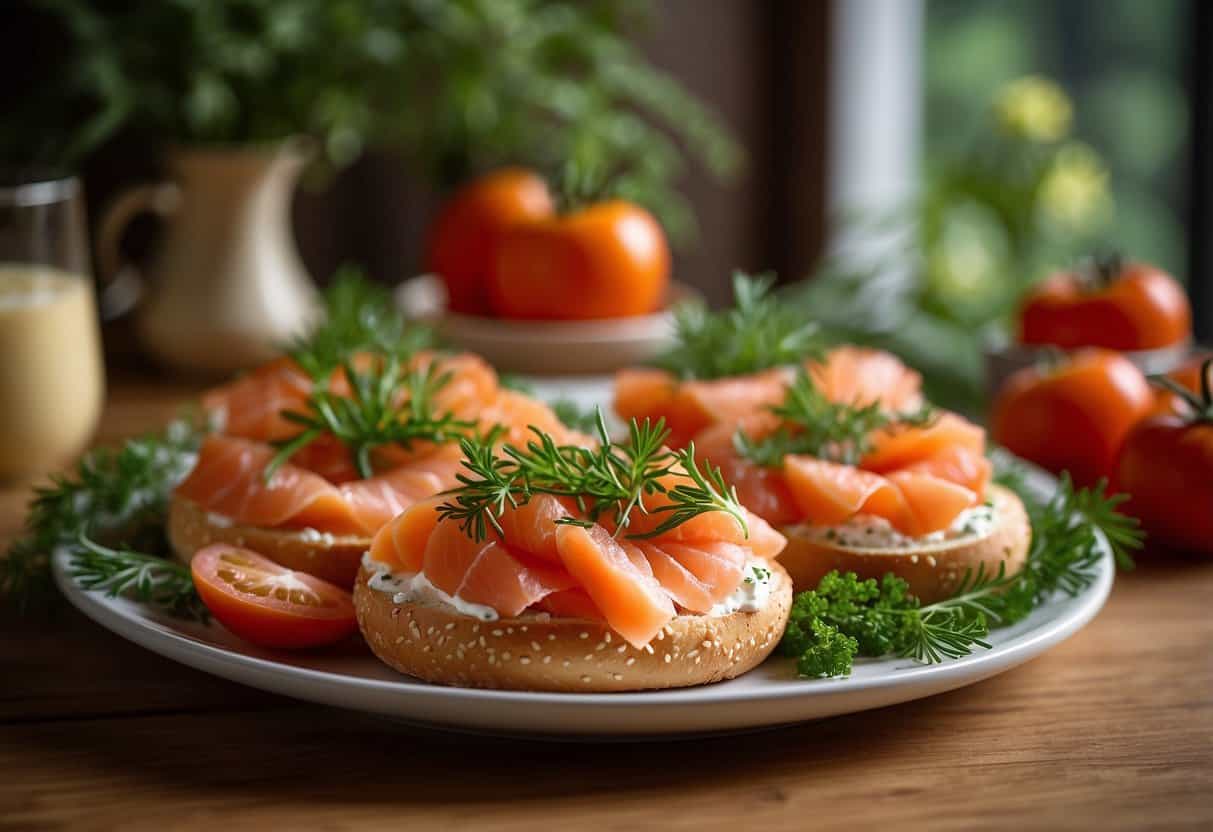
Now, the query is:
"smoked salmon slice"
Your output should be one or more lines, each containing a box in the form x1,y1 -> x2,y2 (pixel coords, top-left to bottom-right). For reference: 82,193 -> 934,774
692,415 -> 801,527
202,351 -> 500,443
613,347 -> 923,451
783,455 -> 978,537
613,366 -> 793,449
861,412 -> 985,473
633,539 -> 747,613
805,345 -> 923,411
554,524 -> 677,648
175,436 -> 463,537
202,357 -> 313,442
371,496 -> 444,572
422,520 -> 577,617
899,445 -> 992,497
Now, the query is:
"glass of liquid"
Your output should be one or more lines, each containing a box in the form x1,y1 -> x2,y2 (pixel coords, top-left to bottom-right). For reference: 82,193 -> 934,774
0,173 -> 105,480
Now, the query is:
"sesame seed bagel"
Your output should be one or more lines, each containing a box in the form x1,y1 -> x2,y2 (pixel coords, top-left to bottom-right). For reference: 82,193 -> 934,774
778,484 -> 1031,603
167,495 -> 368,588
352,559 -> 793,692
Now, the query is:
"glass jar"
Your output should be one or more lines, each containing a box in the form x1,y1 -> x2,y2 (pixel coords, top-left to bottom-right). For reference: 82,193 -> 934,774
0,173 -> 105,480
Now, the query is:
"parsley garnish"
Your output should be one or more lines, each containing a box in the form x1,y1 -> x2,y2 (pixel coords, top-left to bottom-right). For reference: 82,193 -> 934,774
655,271 -> 825,380
782,474 -> 1142,677
438,411 -> 748,543
735,368 -> 936,467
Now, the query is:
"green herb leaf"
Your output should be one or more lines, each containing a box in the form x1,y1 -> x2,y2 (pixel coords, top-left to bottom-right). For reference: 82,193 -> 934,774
736,368 -> 936,467
437,412 -> 747,543
655,272 -> 824,380
68,535 -> 208,623
287,266 -> 435,381
2,419 -> 204,614
266,355 -> 478,481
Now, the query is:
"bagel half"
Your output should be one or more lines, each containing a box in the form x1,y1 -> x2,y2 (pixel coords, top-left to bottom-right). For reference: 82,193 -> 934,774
353,559 -> 793,692
168,496 -> 367,587
778,483 -> 1031,603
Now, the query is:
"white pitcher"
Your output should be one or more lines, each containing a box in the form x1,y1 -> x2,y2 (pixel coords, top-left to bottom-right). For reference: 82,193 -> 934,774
97,140 -> 318,374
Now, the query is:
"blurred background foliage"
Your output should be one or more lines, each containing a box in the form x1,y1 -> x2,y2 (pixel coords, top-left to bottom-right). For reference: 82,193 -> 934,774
6,0 -> 741,243
794,0 -> 1191,414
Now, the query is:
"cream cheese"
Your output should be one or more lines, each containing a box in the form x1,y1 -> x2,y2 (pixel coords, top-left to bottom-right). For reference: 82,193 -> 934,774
299,527 -> 338,545
362,554 -> 499,621
708,561 -> 776,616
794,502 -> 998,549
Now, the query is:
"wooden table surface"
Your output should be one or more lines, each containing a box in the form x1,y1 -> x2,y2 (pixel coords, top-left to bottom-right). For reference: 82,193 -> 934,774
3,373 -> 1212,831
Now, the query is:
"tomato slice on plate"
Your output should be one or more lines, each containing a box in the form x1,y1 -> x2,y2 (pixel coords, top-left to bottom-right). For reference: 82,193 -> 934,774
190,545 -> 357,649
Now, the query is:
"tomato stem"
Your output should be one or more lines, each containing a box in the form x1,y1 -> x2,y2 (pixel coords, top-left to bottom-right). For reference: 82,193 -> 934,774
1079,252 -> 1125,290
1149,357 -> 1213,424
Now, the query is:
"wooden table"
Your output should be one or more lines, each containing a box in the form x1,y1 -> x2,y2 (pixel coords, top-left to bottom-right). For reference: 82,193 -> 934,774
3,373 -> 1212,831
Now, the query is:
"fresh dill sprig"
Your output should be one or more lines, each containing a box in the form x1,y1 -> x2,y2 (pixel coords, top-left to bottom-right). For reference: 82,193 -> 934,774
654,271 -> 825,380
437,411 -> 748,543
287,266 -> 436,381
69,535 -> 209,622
735,368 -> 936,467
781,473 -> 1142,678
266,356 -> 478,481
1,419 -> 204,614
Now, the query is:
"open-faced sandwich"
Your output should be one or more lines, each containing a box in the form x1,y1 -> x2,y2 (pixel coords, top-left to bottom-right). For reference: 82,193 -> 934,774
354,418 -> 791,691
613,275 -> 1030,601
169,349 -> 587,587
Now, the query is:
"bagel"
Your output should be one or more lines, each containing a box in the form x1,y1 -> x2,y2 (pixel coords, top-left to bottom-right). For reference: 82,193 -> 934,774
778,484 -> 1031,603
167,496 -> 367,588
352,558 -> 793,692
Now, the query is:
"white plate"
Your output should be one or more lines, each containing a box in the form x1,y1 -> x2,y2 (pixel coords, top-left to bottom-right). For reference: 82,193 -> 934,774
51,464 -> 1114,738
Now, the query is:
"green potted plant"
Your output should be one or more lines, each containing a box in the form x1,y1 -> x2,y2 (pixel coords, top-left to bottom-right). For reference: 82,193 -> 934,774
16,0 -> 740,371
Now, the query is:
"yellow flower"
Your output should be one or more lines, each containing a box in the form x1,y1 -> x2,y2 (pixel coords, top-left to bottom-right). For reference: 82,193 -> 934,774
1039,142 -> 1112,231
994,76 -> 1072,142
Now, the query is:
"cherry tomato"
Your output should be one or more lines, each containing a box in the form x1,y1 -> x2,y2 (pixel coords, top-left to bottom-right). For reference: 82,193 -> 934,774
1114,359 -> 1213,554
191,545 -> 358,648
1018,257 -> 1191,351
425,168 -> 554,315
990,349 -> 1152,487
487,200 -> 670,320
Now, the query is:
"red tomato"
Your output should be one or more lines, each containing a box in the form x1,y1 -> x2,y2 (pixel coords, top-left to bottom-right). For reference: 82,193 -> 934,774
1018,258 -> 1191,351
425,168 -> 554,315
191,545 -> 358,648
990,349 -> 1153,487
487,200 -> 670,320
1114,359 -> 1213,554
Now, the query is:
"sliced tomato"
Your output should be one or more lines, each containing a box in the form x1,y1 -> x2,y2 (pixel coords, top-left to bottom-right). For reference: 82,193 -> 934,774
191,545 -> 357,649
